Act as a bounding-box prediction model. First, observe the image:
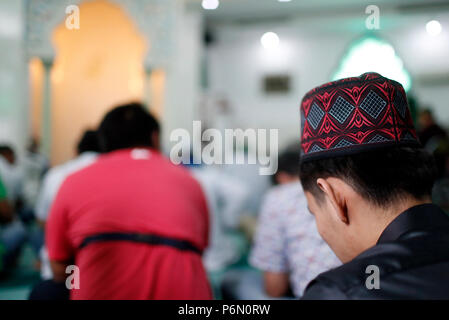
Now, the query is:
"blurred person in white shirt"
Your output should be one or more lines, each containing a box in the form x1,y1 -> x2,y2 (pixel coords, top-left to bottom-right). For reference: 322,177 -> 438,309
35,130 -> 100,279
191,165 -> 250,272
222,147 -> 271,216
21,138 -> 50,210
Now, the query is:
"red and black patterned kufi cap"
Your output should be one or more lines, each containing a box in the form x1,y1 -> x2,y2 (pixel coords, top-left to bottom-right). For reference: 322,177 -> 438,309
300,72 -> 421,163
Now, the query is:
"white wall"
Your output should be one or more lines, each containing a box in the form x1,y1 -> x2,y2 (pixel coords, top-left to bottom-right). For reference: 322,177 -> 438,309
386,14 -> 449,125
207,25 -> 353,150
206,11 -> 449,149
162,2 -> 203,153
0,0 -> 28,154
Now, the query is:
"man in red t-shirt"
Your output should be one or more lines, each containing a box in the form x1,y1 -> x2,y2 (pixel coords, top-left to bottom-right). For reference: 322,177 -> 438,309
41,103 -> 211,300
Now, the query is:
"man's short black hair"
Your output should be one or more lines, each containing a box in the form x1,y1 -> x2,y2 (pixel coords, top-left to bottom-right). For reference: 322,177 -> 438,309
299,147 -> 438,208
77,130 -> 100,154
0,145 -> 15,165
98,102 -> 160,153
420,108 -> 433,117
0,145 -> 14,159
0,145 -> 14,155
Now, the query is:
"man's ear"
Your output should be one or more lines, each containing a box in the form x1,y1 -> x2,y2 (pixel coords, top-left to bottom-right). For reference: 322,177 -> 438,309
316,178 -> 349,224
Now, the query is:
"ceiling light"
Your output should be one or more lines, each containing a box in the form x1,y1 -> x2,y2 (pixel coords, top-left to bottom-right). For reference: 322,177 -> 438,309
202,0 -> 219,10
261,32 -> 280,50
426,20 -> 442,36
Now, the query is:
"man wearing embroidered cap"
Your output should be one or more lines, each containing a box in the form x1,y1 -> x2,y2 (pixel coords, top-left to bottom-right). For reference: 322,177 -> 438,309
299,73 -> 449,299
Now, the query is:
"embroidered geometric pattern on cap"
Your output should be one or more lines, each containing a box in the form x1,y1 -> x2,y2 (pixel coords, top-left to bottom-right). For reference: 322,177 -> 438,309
359,91 -> 387,119
307,103 -> 326,130
300,73 -> 421,162
328,97 -> 356,124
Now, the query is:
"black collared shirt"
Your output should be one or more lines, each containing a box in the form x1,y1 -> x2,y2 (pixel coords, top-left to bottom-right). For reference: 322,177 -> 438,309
377,203 -> 449,244
302,204 -> 449,299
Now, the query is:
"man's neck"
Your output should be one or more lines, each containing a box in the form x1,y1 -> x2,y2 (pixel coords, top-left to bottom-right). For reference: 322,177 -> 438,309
380,197 -> 432,231
356,197 -> 433,254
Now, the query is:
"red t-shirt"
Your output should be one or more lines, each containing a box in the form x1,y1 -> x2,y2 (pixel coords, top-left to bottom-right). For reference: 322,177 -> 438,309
46,148 -> 211,300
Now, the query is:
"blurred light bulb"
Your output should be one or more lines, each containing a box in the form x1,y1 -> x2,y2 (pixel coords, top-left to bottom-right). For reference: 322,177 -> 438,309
261,32 -> 280,49
202,0 -> 219,10
426,20 -> 442,36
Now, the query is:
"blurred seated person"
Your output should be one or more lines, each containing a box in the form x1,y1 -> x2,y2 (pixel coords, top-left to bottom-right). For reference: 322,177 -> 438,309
0,176 -> 13,269
249,150 -> 340,298
190,162 -> 250,272
417,109 -> 449,213
0,146 -> 28,272
418,109 -> 448,151
0,175 -> 27,274
31,103 -> 211,300
35,130 -> 100,280
222,146 -> 271,217
35,130 -> 100,225
0,145 -> 38,224
0,177 -> 12,223
21,138 -> 50,210
432,136 -> 449,214
0,145 -> 25,217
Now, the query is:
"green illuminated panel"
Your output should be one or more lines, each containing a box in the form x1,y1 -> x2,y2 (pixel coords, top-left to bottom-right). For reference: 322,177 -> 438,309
333,37 -> 412,91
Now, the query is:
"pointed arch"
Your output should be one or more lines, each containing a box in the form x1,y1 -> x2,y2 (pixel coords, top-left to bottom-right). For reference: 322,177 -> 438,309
333,36 -> 412,91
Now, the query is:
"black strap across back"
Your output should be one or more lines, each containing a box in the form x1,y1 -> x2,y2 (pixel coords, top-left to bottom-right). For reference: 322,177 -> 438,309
79,232 -> 202,255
